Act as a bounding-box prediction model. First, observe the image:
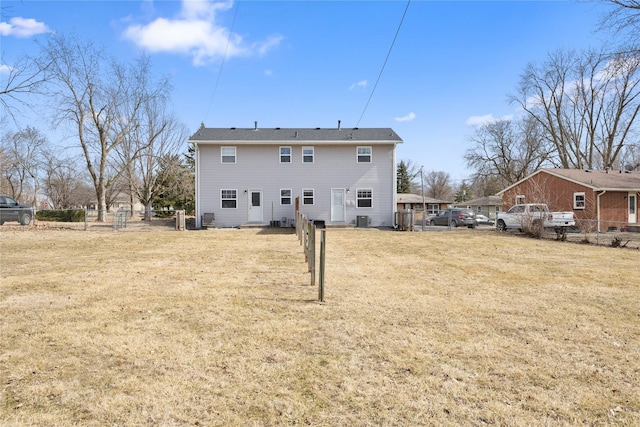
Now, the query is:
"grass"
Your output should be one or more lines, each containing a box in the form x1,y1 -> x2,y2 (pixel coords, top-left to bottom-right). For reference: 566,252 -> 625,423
1,226 -> 639,426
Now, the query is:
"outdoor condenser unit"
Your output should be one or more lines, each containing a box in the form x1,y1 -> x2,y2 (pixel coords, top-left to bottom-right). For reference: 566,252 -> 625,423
356,215 -> 369,228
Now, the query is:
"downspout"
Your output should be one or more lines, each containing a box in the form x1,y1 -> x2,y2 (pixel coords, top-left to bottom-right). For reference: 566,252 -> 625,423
195,143 -> 201,228
392,143 -> 398,228
597,190 -> 606,235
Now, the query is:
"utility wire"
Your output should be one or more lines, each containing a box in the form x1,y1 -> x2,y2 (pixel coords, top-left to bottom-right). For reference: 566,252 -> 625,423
355,0 -> 410,128
205,1 -> 240,124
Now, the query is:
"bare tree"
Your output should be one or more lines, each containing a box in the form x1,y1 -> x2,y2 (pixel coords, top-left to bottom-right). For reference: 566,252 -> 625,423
38,35 -> 162,221
0,126 -> 47,205
599,0 -> 640,38
41,150 -> 87,209
113,59 -> 187,220
0,55 -> 51,123
465,116 -> 553,187
424,170 -> 453,200
511,48 -> 640,170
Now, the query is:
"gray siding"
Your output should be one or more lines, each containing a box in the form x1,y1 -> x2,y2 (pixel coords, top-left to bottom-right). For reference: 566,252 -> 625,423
197,143 -> 396,228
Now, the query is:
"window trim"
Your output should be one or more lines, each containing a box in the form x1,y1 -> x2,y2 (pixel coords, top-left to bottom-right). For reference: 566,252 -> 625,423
302,146 -> 314,163
356,188 -> 373,208
573,192 -> 586,210
280,189 -> 292,205
221,146 -> 236,164
279,146 -> 291,163
302,188 -> 314,205
515,195 -> 525,205
357,146 -> 372,163
221,189 -> 238,209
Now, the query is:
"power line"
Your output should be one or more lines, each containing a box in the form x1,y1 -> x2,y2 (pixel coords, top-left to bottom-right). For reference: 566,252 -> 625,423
204,1 -> 240,124
355,0 -> 411,128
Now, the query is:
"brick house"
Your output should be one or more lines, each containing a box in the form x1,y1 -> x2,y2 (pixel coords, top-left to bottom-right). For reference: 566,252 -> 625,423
497,168 -> 640,232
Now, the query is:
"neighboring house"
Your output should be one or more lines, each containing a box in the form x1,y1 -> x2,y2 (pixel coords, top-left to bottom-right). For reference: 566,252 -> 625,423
497,168 -> 640,232
396,193 -> 450,222
457,195 -> 502,219
189,124 -> 403,228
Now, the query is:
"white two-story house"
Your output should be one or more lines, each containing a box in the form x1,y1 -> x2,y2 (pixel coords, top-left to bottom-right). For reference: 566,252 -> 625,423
190,123 -> 403,229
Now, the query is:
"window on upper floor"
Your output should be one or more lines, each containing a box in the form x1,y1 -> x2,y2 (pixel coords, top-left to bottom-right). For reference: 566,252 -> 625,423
573,192 -> 585,209
302,189 -> 314,205
515,195 -> 525,205
302,146 -> 314,163
357,146 -> 372,163
221,147 -> 236,164
357,189 -> 372,208
280,146 -> 291,163
221,189 -> 237,208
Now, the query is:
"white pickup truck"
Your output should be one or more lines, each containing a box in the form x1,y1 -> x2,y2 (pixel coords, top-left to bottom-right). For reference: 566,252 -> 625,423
496,203 -> 575,238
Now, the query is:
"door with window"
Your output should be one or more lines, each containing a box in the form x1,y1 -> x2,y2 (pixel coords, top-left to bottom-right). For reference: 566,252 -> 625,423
248,190 -> 263,223
331,189 -> 345,222
629,192 -> 637,224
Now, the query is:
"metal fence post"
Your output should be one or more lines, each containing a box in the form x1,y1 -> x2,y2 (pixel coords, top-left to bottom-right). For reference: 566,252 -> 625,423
318,229 -> 326,302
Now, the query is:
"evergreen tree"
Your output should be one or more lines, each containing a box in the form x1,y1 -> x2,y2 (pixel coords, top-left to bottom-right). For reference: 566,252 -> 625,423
397,160 -> 412,193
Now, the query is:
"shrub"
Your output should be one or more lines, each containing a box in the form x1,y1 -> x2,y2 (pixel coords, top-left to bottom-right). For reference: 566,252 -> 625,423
36,209 -> 85,222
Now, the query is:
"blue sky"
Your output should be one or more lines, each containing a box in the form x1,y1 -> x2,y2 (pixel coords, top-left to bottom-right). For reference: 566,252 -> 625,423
1,0 -> 616,183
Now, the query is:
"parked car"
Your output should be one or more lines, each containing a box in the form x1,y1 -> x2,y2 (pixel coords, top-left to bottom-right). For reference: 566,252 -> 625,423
0,195 -> 33,226
428,208 -> 476,228
475,214 -> 495,226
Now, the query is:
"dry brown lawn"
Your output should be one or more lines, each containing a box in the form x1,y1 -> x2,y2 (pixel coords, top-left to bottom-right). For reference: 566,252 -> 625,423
1,225 -> 639,426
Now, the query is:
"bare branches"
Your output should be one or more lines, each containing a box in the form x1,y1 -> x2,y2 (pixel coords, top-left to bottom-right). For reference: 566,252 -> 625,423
509,48 -> 640,171
465,117 -> 553,187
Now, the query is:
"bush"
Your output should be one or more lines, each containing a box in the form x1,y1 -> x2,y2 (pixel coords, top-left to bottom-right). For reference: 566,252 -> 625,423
36,209 -> 85,222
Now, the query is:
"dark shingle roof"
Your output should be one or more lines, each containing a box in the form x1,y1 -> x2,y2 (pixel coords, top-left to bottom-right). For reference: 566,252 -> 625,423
461,195 -> 502,206
189,125 -> 402,144
544,168 -> 640,190
397,193 -> 451,204
498,168 -> 640,195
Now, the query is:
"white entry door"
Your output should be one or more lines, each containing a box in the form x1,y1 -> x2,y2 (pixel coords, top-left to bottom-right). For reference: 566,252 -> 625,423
629,192 -> 637,224
331,188 -> 346,222
248,190 -> 263,223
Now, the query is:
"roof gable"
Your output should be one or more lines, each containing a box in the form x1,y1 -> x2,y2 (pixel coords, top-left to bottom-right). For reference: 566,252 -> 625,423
189,126 -> 403,145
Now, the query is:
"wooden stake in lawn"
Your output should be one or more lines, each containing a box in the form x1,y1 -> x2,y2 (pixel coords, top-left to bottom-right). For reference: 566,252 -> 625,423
308,222 -> 316,286
318,229 -> 326,302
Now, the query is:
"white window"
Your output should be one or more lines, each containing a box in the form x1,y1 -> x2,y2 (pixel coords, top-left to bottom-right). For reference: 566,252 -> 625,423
221,189 -> 237,208
280,189 -> 292,205
302,189 -> 314,205
357,189 -> 372,208
280,146 -> 291,163
221,147 -> 236,164
573,192 -> 585,209
515,195 -> 525,205
427,204 -> 439,215
302,146 -> 314,163
357,146 -> 372,163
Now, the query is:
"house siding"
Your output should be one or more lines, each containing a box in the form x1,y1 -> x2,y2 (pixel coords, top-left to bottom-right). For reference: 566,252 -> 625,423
197,143 -> 396,228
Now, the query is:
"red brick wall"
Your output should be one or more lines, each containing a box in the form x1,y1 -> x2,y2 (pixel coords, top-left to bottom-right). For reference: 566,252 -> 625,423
501,171 -> 635,231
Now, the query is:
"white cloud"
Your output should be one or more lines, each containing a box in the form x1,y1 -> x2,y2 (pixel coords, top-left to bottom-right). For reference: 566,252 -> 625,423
349,80 -> 367,90
465,113 -> 512,127
394,112 -> 416,122
123,0 -> 282,66
0,64 -> 11,75
0,17 -> 50,38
